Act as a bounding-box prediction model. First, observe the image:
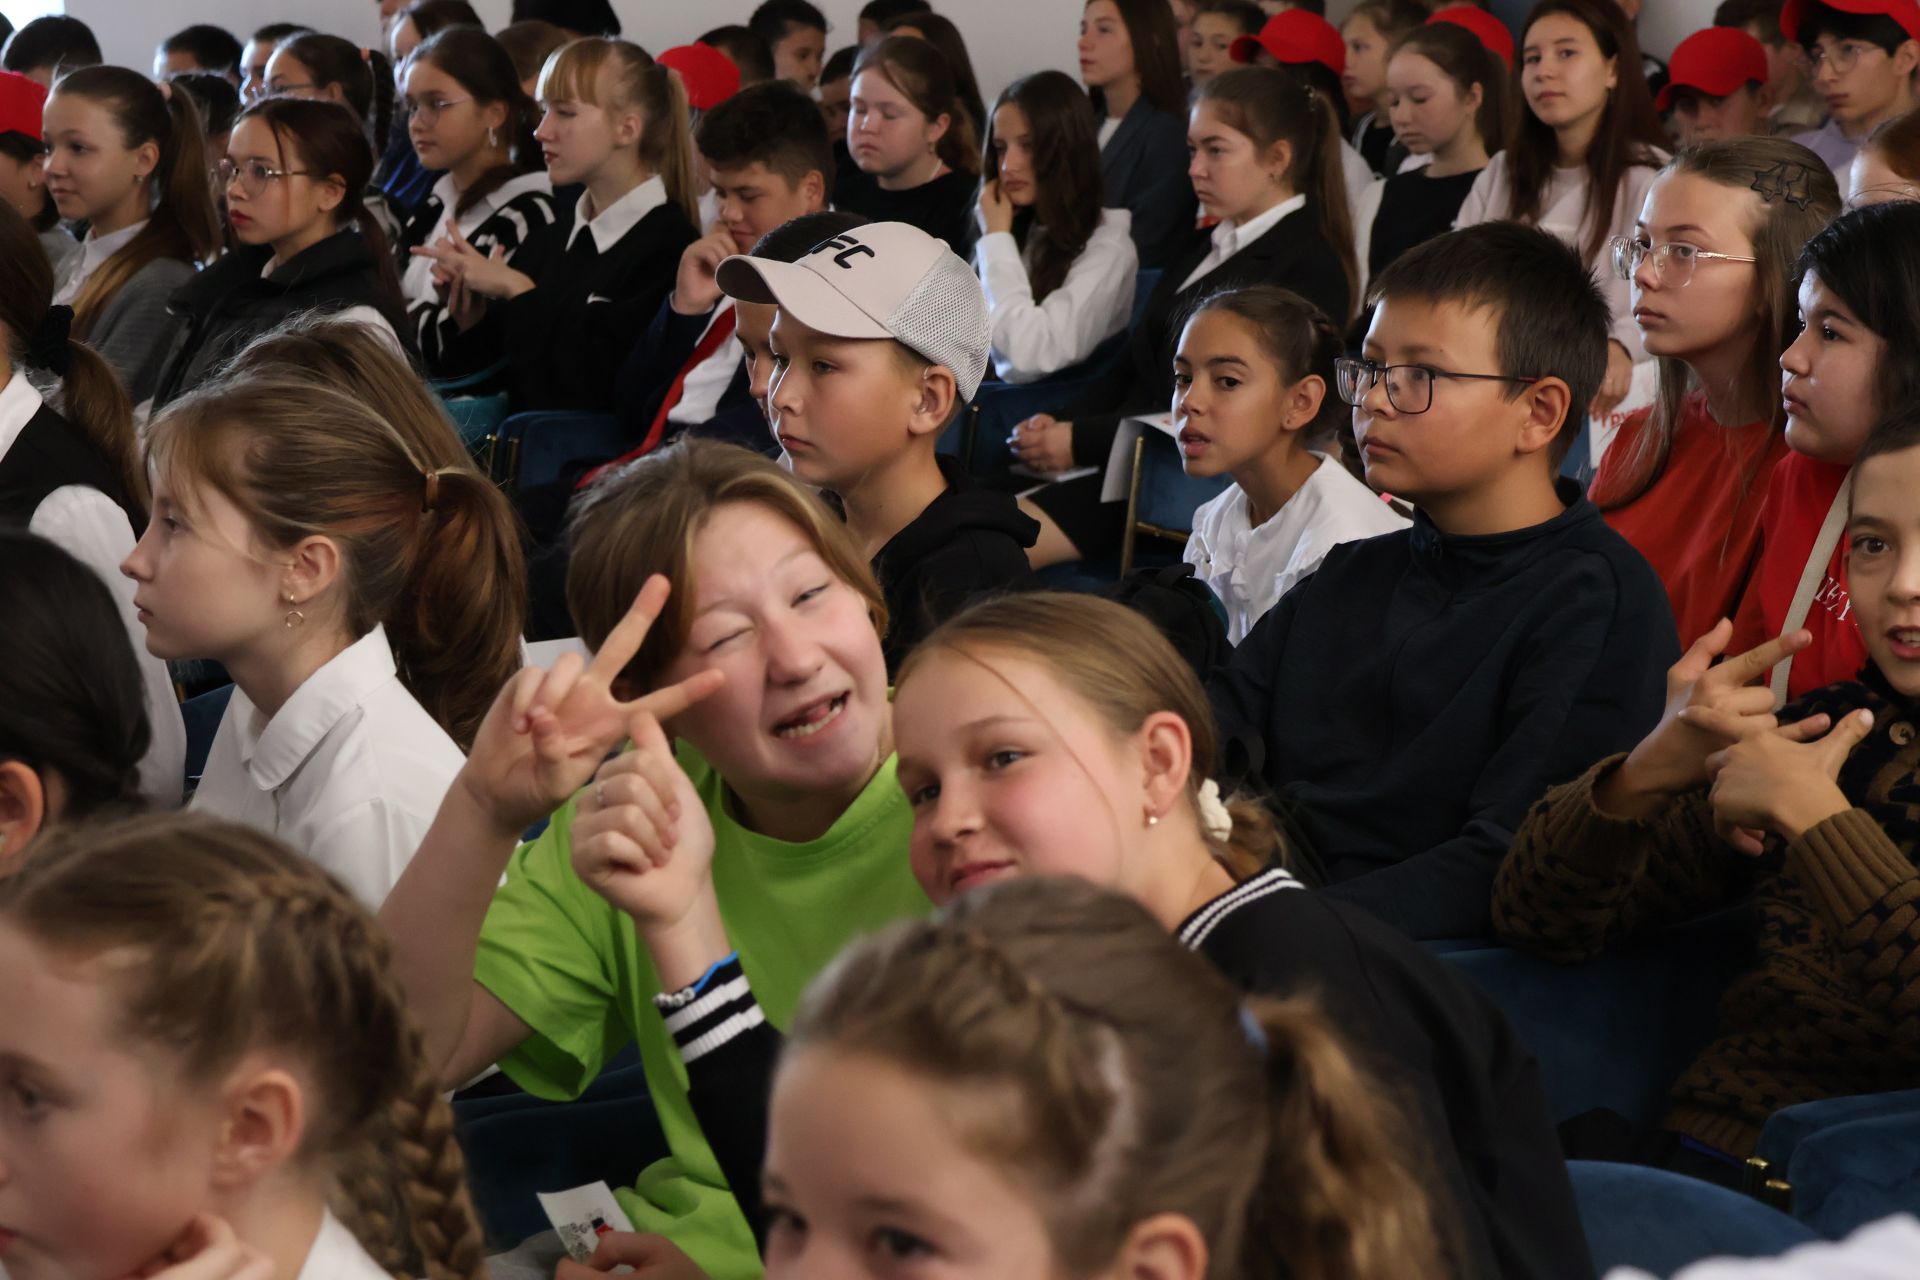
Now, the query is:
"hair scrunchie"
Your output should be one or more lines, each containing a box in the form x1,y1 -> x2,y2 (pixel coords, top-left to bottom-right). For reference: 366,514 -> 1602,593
24,305 -> 74,378
1197,777 -> 1234,842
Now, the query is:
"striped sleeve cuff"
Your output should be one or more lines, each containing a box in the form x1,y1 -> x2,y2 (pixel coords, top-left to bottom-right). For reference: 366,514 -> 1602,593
652,955 -> 767,1066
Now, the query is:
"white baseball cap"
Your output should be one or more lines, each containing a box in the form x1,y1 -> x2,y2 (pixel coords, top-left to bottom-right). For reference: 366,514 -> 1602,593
715,221 -> 991,402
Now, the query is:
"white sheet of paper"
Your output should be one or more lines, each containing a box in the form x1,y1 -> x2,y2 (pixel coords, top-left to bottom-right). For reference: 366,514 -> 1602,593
1101,413 -> 1180,503
538,1182 -> 638,1266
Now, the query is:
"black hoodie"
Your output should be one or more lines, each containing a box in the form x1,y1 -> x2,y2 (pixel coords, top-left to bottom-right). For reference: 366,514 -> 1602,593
873,453 -> 1039,672
1208,479 -> 1678,940
153,229 -> 412,410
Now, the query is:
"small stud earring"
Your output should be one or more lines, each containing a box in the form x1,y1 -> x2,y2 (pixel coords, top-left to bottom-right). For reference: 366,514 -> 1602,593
1145,808 -> 1160,828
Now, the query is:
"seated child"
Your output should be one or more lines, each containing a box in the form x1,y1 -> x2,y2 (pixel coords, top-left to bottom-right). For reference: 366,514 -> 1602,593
716,220 -> 1038,671
1178,285 -> 1408,643
1731,201 -> 1920,700
0,812 -> 489,1280
1496,405 -> 1920,1171
1208,222 -> 1678,939
1786,0 -> 1920,180
1660,26 -> 1774,146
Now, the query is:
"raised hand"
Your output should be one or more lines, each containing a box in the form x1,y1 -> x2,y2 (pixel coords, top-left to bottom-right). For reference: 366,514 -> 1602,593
1009,412 -> 1073,474
554,1231 -> 711,1280
569,709 -> 716,935
671,224 -> 740,317
411,218 -> 534,301
977,177 -> 1015,236
457,576 -> 725,837
122,1216 -> 271,1280
1706,708 -> 1873,855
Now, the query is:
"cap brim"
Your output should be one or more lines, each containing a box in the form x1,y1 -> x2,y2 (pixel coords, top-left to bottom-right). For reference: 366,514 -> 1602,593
715,255 -> 895,341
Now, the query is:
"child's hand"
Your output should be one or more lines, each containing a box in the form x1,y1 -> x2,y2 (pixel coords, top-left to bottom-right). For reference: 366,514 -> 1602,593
977,178 -> 1015,236
1705,709 -> 1873,854
671,224 -> 739,316
1590,339 -> 1633,422
412,218 -> 534,300
555,1230 -> 711,1280
123,1215 -> 271,1280
1604,622 -> 1814,814
1010,413 -> 1072,473
457,577 -> 726,838
569,710 -> 718,937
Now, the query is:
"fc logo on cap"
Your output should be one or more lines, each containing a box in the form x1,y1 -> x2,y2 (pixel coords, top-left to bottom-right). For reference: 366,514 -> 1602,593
812,233 -> 876,269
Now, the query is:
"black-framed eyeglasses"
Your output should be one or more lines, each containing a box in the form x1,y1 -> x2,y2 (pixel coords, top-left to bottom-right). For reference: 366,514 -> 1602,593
1335,356 -> 1538,415
218,156 -> 315,195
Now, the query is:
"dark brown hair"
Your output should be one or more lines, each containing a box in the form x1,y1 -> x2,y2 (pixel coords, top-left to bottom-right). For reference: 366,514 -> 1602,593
49,66 -> 222,341
1086,0 -> 1188,115
1862,107 -> 1920,190
1197,67 -> 1359,318
233,97 -> 404,301
883,11 -> 987,137
0,813 -> 488,1280
1505,0 -> 1670,261
0,131 -> 60,231
1390,20 -> 1511,154
985,71 -> 1104,302
1193,285 -> 1346,447
276,32 -> 397,156
148,338 -> 525,750
1793,201 -> 1920,445
1593,138 -> 1840,511
853,34 -> 980,176
409,27 -> 542,218
0,200 -> 143,512
495,19 -> 570,86
789,874 -> 1446,1280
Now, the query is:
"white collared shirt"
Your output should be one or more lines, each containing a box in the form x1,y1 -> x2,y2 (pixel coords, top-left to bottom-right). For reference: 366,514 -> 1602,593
976,208 -> 1138,384
401,170 -> 555,308
192,624 -> 465,907
293,1211 -> 391,1280
0,372 -> 185,806
1180,193 -> 1305,292
567,174 -> 668,253
52,217 -> 147,306
1184,454 -> 1410,644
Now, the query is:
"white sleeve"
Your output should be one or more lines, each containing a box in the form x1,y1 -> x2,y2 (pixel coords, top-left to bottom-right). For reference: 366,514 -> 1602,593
979,219 -> 1138,385
29,487 -> 185,808
306,797 -> 423,910
1454,156 -> 1502,229
1352,177 -> 1385,301
332,305 -> 404,357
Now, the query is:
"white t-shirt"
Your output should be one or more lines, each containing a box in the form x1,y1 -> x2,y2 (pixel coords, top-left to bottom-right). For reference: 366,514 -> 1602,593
191,624 -> 464,907
1184,454 -> 1410,644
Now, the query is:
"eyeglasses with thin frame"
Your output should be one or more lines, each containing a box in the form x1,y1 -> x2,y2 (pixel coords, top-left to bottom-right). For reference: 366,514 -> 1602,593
402,94 -> 472,125
1334,356 -> 1539,415
218,156 -> 316,196
1808,40 -> 1884,74
1610,235 -> 1759,287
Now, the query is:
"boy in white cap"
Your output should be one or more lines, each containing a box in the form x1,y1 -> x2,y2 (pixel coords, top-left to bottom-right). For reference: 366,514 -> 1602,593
717,220 -> 1038,669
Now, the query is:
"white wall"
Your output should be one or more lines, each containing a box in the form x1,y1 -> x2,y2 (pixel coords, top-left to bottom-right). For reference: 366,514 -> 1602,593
65,0 -> 1721,100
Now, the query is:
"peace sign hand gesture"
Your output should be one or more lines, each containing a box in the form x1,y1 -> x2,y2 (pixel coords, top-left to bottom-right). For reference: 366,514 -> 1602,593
457,576 -> 725,838
1706,708 -> 1874,856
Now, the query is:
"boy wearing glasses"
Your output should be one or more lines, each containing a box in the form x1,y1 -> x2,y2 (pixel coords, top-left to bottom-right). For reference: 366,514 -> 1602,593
1208,222 -> 1676,941
1784,0 -> 1920,178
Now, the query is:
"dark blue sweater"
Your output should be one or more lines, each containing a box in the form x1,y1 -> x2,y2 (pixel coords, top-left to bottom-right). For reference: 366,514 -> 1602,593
1208,480 -> 1677,939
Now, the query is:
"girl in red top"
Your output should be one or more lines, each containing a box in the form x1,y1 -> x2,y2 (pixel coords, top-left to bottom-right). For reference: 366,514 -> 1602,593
1590,138 -> 1839,647
1729,200 -> 1920,700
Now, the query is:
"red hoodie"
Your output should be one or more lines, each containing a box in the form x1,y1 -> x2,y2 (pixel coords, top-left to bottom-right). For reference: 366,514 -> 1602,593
1729,450 -> 1866,698
1593,396 -> 1788,649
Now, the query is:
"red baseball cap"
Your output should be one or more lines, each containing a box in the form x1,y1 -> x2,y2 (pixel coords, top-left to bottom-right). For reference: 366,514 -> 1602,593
0,70 -> 47,141
659,43 -> 741,111
1427,6 -> 1516,70
1781,0 -> 1920,43
1656,27 -> 1770,110
1230,10 -> 1346,77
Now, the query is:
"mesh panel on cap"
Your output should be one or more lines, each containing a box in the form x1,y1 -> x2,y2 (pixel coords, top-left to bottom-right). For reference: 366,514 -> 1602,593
883,249 -> 992,402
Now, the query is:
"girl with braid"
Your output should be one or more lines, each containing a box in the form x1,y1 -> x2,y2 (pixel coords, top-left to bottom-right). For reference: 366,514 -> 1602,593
0,811 -> 488,1280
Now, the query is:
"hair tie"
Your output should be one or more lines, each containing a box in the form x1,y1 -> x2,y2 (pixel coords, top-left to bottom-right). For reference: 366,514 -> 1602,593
24,304 -> 73,377
1197,778 -> 1234,842
421,468 -> 442,512
1238,1004 -> 1269,1056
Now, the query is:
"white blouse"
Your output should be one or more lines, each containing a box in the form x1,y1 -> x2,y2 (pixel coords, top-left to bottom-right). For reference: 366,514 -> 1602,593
975,208 -> 1138,384
1184,454 -> 1410,644
1455,150 -> 1668,363
192,624 -> 465,907
0,373 -> 185,806
51,218 -> 146,307
294,1212 -> 393,1280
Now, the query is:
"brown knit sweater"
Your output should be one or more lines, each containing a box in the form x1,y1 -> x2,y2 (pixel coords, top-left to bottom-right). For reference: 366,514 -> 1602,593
1493,672 -> 1920,1156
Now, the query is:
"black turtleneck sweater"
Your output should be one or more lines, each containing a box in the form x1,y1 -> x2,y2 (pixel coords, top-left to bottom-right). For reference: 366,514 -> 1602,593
1208,478 -> 1678,939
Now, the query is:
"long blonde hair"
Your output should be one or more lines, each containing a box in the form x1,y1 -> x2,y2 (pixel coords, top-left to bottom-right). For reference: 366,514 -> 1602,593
0,813 -> 488,1280
789,875 -> 1446,1280
538,38 -> 698,225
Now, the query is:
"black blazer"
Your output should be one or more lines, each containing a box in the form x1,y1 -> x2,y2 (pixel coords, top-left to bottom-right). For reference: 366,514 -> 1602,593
1069,203 -> 1353,468
1099,96 -> 1197,271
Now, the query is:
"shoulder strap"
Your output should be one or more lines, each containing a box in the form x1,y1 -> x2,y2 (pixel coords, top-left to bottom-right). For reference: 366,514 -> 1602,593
1770,467 -> 1853,706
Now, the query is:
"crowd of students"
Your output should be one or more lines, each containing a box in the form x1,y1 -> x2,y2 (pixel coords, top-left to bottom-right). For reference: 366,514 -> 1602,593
0,0 -> 1918,1278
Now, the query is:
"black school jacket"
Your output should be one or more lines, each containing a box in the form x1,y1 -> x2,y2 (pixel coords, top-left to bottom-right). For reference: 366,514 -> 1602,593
1068,205 -> 1352,469
1100,96 -> 1198,270
1208,480 -> 1677,939
872,453 -> 1039,673
151,229 -> 412,410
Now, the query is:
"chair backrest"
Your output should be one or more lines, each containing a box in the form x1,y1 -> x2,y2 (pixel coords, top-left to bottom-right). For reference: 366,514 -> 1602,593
1121,429 -> 1230,575
1566,1160 -> 1816,1277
